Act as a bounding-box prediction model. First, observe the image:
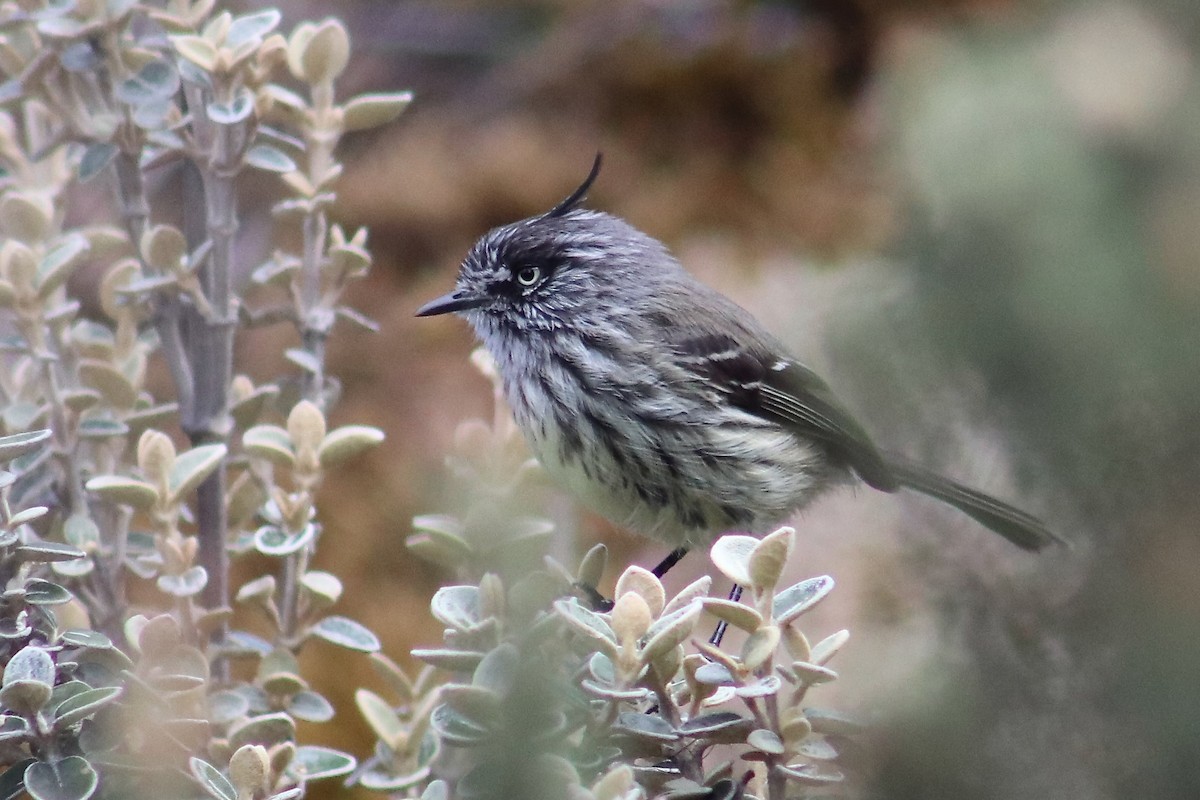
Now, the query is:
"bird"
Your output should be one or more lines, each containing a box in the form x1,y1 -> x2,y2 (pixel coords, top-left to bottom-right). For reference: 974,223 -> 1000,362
417,155 -> 1062,577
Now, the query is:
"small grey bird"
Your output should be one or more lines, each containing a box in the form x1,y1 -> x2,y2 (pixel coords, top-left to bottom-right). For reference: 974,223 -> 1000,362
418,156 -> 1061,570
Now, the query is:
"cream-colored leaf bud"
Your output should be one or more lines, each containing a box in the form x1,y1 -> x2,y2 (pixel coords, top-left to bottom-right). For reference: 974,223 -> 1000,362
342,91 -> 413,132
0,191 -> 53,243
170,34 -> 218,72
295,18 -> 349,85
228,743 -> 270,799
286,400 -> 326,469
137,429 -> 177,487
141,224 -> 187,271
0,239 -> 37,293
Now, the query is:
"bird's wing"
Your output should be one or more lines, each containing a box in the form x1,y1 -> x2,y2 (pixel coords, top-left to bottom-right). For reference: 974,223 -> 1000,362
659,302 -> 899,491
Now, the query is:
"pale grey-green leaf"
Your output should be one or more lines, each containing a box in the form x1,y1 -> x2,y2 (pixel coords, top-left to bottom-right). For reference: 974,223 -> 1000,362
773,575 -> 834,625
310,616 -> 380,652
53,686 -> 122,729
245,144 -> 296,174
24,757 -> 98,800
225,9 -> 281,48
4,645 -> 54,686
189,757 -> 236,800
168,444 -> 227,503
429,585 -> 480,630
0,429 -> 51,461
287,746 -> 356,781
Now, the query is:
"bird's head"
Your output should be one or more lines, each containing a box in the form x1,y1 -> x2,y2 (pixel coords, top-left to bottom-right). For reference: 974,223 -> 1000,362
416,155 -> 678,337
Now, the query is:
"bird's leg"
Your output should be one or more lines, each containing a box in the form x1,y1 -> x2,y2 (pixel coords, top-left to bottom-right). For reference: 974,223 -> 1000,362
574,582 -> 613,612
651,546 -> 688,579
708,583 -> 743,647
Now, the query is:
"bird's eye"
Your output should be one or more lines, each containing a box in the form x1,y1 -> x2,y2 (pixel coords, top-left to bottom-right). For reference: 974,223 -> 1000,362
515,266 -> 542,287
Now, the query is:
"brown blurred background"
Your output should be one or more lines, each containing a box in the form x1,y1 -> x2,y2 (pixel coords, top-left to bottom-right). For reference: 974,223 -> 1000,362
234,1 -> 1200,797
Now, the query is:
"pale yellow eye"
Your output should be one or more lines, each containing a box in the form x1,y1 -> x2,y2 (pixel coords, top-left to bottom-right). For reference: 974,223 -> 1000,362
516,266 -> 541,287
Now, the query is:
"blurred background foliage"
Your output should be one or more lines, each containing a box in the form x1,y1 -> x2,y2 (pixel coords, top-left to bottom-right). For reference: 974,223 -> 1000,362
220,0 -> 1198,797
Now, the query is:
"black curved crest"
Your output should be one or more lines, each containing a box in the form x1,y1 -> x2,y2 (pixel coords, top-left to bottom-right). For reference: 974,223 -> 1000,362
541,153 -> 603,219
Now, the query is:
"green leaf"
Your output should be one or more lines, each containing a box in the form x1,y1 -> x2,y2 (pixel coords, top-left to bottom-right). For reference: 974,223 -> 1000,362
772,575 -> 834,626
228,712 -> 295,751
359,765 -> 433,793
0,429 -> 51,462
236,575 -> 276,605
709,535 -> 757,586
171,35 -> 218,72
50,558 -> 93,578
741,624 -> 781,672
299,571 -> 342,607
283,348 -> 320,375
245,144 -> 296,174
777,763 -> 844,787
406,525 -> 472,569
355,689 -> 403,748
809,629 -> 850,666
242,425 -> 294,467
77,419 -> 128,439
24,757 -> 98,800
207,87 -> 255,125
429,704 -> 489,746
702,597 -> 763,633
0,681 -> 52,714
8,506 -> 48,526
115,59 -> 179,104
693,662 -> 735,686
157,566 -> 208,597
472,643 -> 518,696
77,361 -> 136,407
803,707 -> 865,736
409,648 -> 486,672
309,616 -> 379,652
641,601 -> 702,663
37,233 -> 89,299
15,541 -> 85,564
4,645 -> 54,686
288,690 -> 334,723
342,91 -> 413,132
58,630 -> 111,649
286,746 -> 356,782
678,711 -> 754,742
428,585 -> 480,631
53,686 -> 122,729
3,404 -> 46,434
208,690 -> 251,725
63,514 -> 101,551
786,661 -> 837,686
0,759 -> 32,800
49,681 -> 88,710
613,712 -> 676,742
253,525 -> 314,557
553,599 -> 618,656
24,580 -> 72,605
420,780 -> 449,800
189,757 -> 236,800
316,425 -> 384,468
0,717 -> 28,744
78,143 -> 117,182
168,444 -> 226,504
225,9 -> 281,48
748,526 -> 793,591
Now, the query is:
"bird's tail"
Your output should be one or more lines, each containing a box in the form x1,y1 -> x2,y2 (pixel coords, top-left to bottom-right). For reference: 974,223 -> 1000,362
884,456 -> 1066,551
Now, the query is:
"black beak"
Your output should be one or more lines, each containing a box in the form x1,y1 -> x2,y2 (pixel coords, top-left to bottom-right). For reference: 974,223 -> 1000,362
415,289 -> 487,317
